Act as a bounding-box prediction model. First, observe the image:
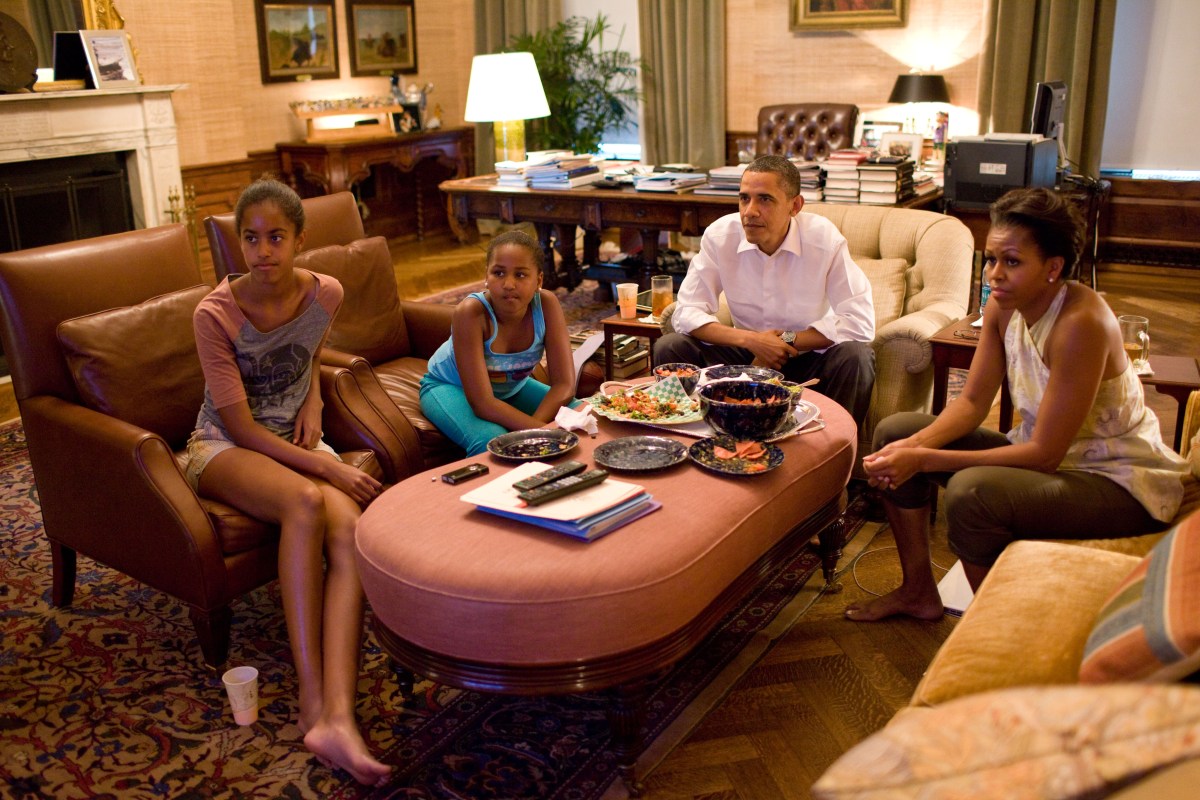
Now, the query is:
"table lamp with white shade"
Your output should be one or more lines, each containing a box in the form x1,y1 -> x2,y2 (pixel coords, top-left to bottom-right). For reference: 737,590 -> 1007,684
464,52 -> 551,165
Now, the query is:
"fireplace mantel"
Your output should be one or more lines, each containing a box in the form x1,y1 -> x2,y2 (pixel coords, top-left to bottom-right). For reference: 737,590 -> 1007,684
0,85 -> 185,229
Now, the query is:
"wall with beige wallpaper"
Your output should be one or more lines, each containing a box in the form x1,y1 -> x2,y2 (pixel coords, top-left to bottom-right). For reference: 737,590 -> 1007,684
114,0 -> 474,167
725,0 -> 986,139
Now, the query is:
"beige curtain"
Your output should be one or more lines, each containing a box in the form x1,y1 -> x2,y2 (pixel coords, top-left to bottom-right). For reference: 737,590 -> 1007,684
976,0 -> 1117,177
472,0 -> 561,174
28,0 -> 79,65
637,0 -> 726,167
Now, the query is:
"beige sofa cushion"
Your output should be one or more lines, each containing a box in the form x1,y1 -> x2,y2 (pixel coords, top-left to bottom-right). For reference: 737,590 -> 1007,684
910,540 -> 1140,708
854,257 -> 907,329
813,684 -> 1200,800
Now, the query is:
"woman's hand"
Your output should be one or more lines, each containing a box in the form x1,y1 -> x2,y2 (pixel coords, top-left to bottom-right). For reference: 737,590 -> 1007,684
292,391 -> 324,449
862,446 -> 925,491
323,458 -> 382,506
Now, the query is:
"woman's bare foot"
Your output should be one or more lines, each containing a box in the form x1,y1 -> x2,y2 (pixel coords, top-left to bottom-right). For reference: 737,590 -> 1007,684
844,587 -> 944,622
304,719 -> 392,786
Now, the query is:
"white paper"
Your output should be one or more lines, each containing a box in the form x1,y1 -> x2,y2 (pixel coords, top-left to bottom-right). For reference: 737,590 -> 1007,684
938,560 -> 975,616
459,461 -> 644,521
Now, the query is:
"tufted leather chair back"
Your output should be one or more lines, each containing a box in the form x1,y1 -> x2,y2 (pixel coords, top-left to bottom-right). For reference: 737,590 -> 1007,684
756,103 -> 860,161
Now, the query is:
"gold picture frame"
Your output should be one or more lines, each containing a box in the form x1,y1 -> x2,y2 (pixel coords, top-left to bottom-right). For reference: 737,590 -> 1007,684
80,0 -> 127,30
791,0 -> 906,31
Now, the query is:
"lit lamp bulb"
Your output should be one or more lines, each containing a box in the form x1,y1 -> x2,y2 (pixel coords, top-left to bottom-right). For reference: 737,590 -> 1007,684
464,52 -> 550,165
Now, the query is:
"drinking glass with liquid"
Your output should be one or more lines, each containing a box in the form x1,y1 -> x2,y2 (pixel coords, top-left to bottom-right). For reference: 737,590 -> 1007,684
1118,315 -> 1150,373
651,274 -> 673,320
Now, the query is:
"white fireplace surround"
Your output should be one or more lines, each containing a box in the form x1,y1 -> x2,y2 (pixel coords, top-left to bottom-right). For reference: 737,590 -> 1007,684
0,85 -> 185,230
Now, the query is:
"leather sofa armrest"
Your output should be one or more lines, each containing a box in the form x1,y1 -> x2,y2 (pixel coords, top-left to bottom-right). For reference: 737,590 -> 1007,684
20,395 -> 228,607
318,363 -> 424,484
400,300 -> 454,359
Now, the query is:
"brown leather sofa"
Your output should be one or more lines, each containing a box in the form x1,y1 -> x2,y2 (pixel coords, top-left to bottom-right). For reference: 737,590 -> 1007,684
0,224 -> 385,669
756,102 -> 860,161
204,192 -> 462,480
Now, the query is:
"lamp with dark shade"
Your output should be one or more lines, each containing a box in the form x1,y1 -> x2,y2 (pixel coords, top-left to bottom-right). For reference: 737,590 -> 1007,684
888,73 -> 951,136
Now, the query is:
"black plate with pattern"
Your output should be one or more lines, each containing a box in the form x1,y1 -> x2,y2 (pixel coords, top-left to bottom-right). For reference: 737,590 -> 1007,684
486,429 -> 579,461
593,435 -> 688,472
687,436 -> 784,476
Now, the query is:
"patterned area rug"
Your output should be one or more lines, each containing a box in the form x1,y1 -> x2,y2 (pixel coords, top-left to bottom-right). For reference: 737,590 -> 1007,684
419,279 -> 615,336
0,420 -> 868,799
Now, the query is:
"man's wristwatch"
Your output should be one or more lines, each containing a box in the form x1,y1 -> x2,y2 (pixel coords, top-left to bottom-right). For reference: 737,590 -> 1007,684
780,330 -> 796,344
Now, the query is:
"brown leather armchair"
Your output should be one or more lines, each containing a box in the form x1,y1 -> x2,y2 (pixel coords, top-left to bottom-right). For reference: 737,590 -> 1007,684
756,103 -> 860,161
0,224 -> 385,669
204,192 -> 462,481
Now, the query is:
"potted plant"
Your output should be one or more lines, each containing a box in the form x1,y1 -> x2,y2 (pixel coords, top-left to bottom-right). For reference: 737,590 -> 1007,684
508,14 -> 639,155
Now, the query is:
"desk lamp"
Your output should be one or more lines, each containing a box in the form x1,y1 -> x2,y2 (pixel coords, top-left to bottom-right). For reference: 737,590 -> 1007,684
888,73 -> 950,135
464,52 -> 550,165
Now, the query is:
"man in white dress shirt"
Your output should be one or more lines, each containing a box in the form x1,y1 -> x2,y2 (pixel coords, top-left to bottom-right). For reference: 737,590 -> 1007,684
654,155 -> 877,424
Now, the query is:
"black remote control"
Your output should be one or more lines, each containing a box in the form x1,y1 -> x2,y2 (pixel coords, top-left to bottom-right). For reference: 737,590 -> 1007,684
518,469 -> 609,506
511,460 -> 587,492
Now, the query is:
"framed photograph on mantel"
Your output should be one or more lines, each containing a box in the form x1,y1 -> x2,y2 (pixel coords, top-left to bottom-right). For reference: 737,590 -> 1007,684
791,0 -> 906,31
80,29 -> 139,89
254,1 -> 340,84
347,0 -> 418,77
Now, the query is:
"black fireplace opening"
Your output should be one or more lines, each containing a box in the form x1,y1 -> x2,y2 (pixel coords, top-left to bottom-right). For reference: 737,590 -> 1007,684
0,152 -> 136,378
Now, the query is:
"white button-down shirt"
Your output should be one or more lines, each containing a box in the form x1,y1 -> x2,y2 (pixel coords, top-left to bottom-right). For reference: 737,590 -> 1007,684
671,212 -> 875,350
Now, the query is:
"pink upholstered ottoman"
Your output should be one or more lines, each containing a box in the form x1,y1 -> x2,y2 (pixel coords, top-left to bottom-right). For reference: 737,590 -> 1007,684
355,390 -> 856,788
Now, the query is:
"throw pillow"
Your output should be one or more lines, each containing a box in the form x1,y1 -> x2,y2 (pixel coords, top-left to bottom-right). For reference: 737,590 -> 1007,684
812,684 -> 1200,800
853,257 -> 907,329
296,236 -> 409,362
56,285 -> 211,447
1079,509 -> 1200,683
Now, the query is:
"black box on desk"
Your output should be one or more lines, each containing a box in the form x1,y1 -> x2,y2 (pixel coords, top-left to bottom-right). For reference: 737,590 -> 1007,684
944,137 -> 1058,210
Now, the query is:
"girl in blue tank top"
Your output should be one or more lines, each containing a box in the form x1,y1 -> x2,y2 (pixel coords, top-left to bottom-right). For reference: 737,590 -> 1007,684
420,230 -> 578,455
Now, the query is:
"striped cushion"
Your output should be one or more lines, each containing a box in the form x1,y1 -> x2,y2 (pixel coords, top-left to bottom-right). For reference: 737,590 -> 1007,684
1080,510 -> 1200,683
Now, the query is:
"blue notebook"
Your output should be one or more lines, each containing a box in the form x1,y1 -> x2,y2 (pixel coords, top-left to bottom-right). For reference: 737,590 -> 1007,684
477,494 -> 661,541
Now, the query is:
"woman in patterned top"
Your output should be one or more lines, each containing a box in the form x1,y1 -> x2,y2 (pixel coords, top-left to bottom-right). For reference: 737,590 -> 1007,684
187,178 -> 389,785
420,229 -> 577,455
851,187 -> 1188,622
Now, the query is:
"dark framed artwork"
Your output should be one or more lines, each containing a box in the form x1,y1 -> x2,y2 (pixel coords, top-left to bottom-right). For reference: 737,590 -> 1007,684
791,0 -> 906,31
254,1 -> 340,83
391,102 -> 421,133
346,0 -> 417,76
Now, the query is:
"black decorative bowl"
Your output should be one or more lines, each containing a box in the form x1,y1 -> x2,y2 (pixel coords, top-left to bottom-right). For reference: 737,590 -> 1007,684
653,362 -> 701,395
699,380 -> 793,440
702,364 -> 784,384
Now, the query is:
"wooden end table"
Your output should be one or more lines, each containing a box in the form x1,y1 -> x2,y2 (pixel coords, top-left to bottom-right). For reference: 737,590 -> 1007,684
929,316 -> 1200,450
600,313 -> 664,381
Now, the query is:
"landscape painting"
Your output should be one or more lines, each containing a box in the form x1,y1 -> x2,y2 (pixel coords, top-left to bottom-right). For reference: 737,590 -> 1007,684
348,1 -> 418,76
255,2 -> 340,83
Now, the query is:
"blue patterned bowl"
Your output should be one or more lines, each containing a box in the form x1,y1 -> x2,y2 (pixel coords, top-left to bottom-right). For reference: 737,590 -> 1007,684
699,380 -> 793,440
653,362 -> 701,395
702,364 -> 784,384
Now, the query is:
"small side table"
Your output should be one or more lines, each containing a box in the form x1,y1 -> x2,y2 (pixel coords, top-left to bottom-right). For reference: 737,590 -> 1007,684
600,314 -> 663,382
929,317 -> 1200,450
929,315 -> 1013,432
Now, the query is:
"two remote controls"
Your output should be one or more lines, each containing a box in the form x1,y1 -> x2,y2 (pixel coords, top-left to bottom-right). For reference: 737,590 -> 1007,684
517,466 -> 609,506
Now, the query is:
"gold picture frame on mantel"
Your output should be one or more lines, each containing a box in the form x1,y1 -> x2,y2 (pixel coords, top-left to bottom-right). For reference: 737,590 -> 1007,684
791,0 -> 906,31
81,0 -> 127,31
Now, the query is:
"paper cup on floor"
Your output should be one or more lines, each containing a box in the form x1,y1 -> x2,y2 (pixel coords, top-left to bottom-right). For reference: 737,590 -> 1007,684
221,666 -> 259,725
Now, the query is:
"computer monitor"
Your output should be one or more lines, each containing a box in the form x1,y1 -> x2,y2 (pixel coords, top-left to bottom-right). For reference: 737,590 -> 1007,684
1030,81 -> 1067,140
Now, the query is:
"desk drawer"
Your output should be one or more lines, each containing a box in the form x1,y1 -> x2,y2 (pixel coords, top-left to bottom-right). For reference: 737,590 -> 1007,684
509,195 -> 587,224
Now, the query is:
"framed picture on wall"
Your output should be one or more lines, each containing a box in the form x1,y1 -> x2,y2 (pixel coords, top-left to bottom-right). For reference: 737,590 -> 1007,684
791,0 -> 906,31
80,30 -> 139,89
347,0 -> 418,77
254,1 -> 340,84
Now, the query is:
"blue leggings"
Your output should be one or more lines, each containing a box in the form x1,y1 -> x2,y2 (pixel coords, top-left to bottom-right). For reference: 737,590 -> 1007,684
420,378 -> 572,456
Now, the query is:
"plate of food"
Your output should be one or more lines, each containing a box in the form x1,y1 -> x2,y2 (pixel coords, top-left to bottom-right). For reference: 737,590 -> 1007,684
594,435 -> 689,472
687,436 -> 784,476
587,377 -> 703,425
486,429 -> 579,461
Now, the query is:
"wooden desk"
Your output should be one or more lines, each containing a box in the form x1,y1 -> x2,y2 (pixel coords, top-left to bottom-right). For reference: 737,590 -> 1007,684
277,127 -> 473,240
929,315 -> 1199,449
600,314 -> 663,381
440,174 -> 941,292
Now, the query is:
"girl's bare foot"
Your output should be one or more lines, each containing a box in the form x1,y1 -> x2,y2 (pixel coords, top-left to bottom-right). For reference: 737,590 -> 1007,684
304,720 -> 392,786
844,587 -> 944,622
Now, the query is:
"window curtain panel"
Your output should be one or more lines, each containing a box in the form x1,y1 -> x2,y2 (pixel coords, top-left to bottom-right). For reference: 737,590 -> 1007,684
472,0 -> 561,174
637,0 -> 726,167
976,0 -> 1117,178
28,0 -> 79,65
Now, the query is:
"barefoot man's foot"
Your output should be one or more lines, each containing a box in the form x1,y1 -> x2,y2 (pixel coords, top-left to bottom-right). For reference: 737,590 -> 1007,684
304,721 -> 392,786
844,587 -> 944,622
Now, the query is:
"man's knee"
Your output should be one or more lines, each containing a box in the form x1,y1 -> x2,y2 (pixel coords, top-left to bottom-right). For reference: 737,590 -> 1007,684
825,340 -> 875,381
654,332 -> 701,365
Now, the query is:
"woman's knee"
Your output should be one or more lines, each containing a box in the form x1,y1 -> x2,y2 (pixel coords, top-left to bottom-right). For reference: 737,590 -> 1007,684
873,412 -> 934,451
944,471 -> 1015,565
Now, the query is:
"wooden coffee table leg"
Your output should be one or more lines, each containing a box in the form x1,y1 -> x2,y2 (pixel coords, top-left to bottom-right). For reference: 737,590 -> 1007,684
608,678 -> 653,796
817,489 -> 854,593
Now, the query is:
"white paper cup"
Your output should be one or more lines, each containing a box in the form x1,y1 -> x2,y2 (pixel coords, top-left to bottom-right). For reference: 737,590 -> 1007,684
221,665 -> 259,725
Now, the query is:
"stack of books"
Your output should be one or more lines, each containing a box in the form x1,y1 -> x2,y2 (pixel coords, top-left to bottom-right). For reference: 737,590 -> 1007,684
634,171 -> 707,193
912,170 -> 938,196
694,164 -> 746,196
857,159 -> 915,205
526,154 -> 603,189
791,160 -> 824,202
571,330 -> 649,378
822,150 -> 867,203
460,461 -> 661,541
494,150 -> 575,187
